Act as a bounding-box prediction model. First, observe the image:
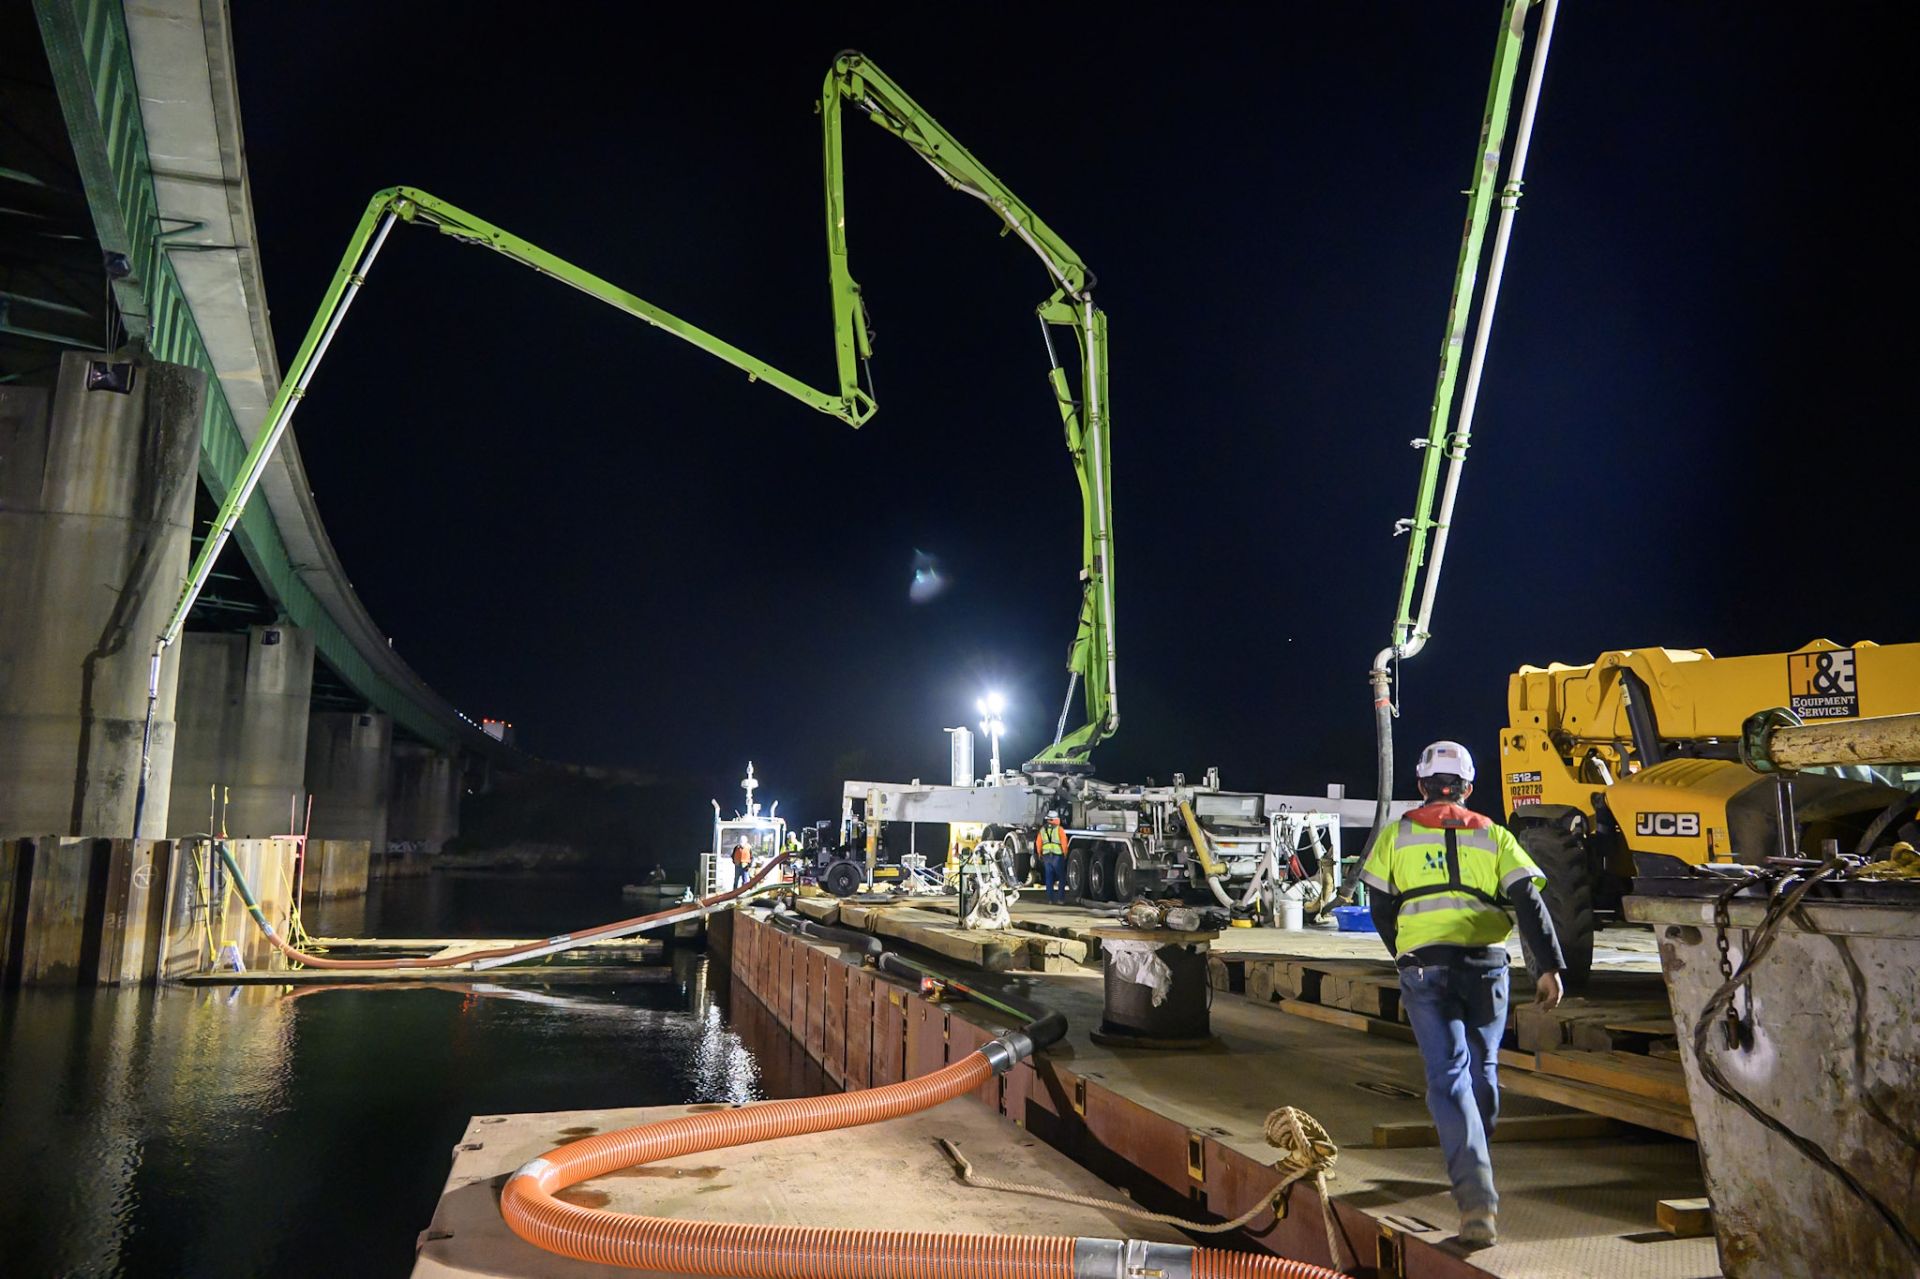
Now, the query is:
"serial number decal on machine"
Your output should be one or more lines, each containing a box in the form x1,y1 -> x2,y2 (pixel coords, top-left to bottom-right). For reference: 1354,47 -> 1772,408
1508,771 -> 1543,805
1787,647 -> 1859,720
1636,811 -> 1701,838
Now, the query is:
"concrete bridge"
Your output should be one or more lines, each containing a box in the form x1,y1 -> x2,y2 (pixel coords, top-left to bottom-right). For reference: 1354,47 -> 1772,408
2,1 -> 513,977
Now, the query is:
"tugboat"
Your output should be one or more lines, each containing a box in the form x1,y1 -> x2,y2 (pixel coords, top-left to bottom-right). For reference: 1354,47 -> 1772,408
698,762 -> 791,899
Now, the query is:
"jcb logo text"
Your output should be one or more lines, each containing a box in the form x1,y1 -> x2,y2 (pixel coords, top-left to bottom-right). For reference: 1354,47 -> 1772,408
1636,812 -> 1700,838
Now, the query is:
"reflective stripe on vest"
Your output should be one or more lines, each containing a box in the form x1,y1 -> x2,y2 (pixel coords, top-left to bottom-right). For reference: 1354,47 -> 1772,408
1384,819 -> 1513,955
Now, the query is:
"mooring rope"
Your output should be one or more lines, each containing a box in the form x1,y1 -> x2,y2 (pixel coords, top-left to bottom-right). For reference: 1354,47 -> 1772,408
940,1105 -> 1345,1267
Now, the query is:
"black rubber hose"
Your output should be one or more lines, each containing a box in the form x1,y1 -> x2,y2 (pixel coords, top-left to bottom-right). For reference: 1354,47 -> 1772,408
1853,784 -> 1920,860
792,915 -> 885,958
770,909 -> 1067,1051
876,952 -> 1067,1052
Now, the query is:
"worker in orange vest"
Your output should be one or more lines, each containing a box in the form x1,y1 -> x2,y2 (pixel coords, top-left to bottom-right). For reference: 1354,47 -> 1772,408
1036,816 -> 1069,904
729,840 -> 752,891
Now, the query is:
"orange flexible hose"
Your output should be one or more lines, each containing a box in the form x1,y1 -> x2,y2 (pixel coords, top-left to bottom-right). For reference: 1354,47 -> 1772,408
502,1049 -> 1339,1278
214,841 -> 787,970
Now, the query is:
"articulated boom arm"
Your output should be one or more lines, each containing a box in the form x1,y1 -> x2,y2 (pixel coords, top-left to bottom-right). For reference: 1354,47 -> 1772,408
824,53 -> 1117,766
139,54 -> 1119,835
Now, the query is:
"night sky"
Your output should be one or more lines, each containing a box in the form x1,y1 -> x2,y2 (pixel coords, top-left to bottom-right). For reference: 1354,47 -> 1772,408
229,6 -> 1908,823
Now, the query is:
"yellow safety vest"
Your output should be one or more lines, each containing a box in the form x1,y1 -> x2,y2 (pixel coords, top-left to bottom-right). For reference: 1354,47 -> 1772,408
1358,818 -> 1544,957
1038,826 -> 1067,856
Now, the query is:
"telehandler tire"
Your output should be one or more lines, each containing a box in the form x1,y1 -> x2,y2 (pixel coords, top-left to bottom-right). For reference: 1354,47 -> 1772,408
1515,819 -> 1595,990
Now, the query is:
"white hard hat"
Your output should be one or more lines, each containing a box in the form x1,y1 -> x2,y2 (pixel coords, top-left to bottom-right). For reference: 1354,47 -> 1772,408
1416,740 -> 1476,783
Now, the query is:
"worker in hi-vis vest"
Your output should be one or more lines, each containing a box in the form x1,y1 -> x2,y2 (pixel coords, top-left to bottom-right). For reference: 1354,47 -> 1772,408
1359,740 -> 1565,1249
1036,816 -> 1069,904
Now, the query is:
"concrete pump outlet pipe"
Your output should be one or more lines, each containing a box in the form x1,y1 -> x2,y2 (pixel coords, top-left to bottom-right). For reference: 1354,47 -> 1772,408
501,1047 -> 1338,1279
209,841 -> 787,970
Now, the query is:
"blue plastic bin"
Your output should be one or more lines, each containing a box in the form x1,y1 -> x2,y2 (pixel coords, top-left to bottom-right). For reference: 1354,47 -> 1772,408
1331,904 -> 1375,933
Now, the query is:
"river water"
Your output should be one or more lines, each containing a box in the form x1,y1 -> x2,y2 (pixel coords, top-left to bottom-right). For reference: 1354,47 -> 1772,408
0,873 -> 819,1277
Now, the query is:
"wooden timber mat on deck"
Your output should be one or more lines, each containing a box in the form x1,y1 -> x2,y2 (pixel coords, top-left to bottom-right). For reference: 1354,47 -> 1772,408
1210,953 -> 1695,1141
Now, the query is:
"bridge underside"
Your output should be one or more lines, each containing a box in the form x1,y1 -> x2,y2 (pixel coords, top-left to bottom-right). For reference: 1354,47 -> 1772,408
1,4 -> 499,901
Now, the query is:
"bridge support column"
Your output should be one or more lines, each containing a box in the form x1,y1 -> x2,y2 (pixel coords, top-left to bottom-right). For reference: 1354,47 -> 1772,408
383,743 -> 461,878
0,351 -> 204,839
166,625 -> 315,839
302,710 -> 391,899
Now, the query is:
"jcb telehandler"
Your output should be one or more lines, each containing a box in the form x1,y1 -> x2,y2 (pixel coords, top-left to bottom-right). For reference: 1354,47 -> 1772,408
1499,638 -> 1920,986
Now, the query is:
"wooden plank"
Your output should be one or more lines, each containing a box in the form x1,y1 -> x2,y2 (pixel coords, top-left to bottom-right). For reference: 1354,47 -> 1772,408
1538,1049 -> 1690,1109
1605,1018 -> 1677,1037
1373,1113 -> 1629,1148
1329,972 -> 1400,1020
1273,997 -> 1416,1042
1206,955 -> 1244,993
1656,1197 -> 1713,1238
1245,960 -> 1279,1004
177,966 -> 675,987
1503,1068 -> 1696,1140
793,896 -> 840,923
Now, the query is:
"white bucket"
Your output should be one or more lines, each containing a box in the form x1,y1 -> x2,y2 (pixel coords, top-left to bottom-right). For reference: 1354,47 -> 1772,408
1276,895 -> 1304,930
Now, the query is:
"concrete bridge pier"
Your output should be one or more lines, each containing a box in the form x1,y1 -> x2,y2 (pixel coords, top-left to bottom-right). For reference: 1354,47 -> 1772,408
166,625 -> 316,840
383,742 -> 461,879
301,710 -> 392,899
0,350 -> 204,841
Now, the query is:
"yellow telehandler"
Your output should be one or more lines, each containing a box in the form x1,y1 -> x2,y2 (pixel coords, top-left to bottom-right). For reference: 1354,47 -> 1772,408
1498,638 -> 1920,985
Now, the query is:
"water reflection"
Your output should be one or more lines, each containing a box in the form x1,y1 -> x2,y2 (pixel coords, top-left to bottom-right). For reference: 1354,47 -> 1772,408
0,938 -> 817,1275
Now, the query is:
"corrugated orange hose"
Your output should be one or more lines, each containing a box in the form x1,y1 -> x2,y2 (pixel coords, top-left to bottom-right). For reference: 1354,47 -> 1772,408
501,1048 -> 1340,1278
211,840 -> 785,970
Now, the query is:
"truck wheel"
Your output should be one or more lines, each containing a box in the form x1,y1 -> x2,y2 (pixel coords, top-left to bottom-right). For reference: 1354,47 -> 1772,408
824,860 -> 863,898
1113,853 -> 1141,900
1066,848 -> 1090,900
1011,849 -> 1034,885
1516,820 -> 1595,990
1087,847 -> 1116,901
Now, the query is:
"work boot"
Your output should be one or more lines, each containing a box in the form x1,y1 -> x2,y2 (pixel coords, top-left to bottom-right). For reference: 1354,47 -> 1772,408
1457,1209 -> 1497,1248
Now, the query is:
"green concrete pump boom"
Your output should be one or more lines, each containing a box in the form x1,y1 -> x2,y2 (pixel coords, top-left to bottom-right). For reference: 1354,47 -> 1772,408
1358,0 -> 1560,858
133,53 -> 1115,833
822,53 -> 1115,768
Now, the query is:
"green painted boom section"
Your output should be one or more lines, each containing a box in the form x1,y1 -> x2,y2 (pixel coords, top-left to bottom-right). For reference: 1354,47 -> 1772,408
37,10 -> 1118,767
1388,0 -> 1531,653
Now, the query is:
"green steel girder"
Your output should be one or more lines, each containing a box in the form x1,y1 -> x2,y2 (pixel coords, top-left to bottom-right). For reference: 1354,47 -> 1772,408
34,0 -> 462,749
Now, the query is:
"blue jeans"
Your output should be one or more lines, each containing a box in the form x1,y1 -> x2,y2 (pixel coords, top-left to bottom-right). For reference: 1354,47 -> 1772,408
1041,853 -> 1066,903
1397,955 -> 1510,1215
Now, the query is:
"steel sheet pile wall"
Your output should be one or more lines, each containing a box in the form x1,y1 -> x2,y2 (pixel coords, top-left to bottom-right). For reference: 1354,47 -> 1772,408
719,909 -> 1404,1277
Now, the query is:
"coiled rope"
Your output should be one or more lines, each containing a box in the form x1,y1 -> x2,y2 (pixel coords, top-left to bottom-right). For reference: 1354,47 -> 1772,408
942,1105 -> 1345,1269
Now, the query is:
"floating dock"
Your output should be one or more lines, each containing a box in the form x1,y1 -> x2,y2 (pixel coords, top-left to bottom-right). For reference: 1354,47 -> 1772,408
412,1099 -> 1195,1278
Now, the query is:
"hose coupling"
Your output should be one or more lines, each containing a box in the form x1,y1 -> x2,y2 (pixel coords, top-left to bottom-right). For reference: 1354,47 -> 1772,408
1073,1238 -> 1195,1279
979,1029 -> 1036,1075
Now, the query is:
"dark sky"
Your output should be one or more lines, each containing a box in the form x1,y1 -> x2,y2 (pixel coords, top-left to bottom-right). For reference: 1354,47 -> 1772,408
230,5 -> 1908,822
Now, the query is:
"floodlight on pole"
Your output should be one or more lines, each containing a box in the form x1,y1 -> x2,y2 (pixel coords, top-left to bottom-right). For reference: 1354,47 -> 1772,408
977,692 -> 1007,780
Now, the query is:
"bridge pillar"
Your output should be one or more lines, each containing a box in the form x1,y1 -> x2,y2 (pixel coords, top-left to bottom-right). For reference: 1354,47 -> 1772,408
302,711 -> 391,897
0,351 -> 204,839
166,625 -> 316,839
385,743 -> 461,874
